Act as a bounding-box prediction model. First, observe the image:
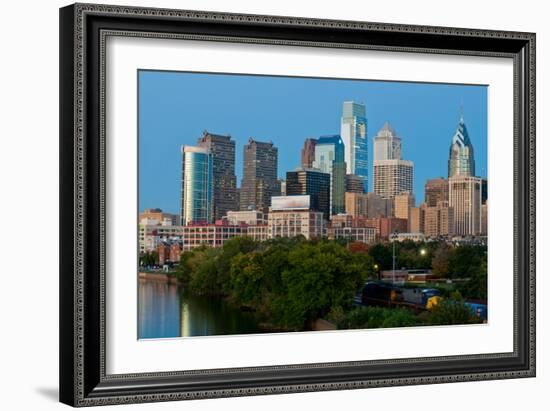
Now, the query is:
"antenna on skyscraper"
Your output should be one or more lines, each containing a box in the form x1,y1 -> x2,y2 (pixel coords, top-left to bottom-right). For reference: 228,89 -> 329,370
459,100 -> 464,122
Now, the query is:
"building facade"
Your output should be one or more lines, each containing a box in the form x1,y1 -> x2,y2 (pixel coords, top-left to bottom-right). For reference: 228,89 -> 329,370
344,192 -> 369,218
328,226 -> 378,244
312,135 -> 346,215
182,223 -> 247,251
425,178 -> 449,207
448,175 -> 482,236
373,159 -> 414,199
180,146 -> 213,225
286,168 -> 331,220
423,201 -> 455,238
240,138 -> 280,212
268,209 -> 325,239
139,208 -> 180,226
197,131 -> 238,221
340,101 -> 368,191
345,174 -> 365,193
300,138 -> 317,169
448,114 -> 476,178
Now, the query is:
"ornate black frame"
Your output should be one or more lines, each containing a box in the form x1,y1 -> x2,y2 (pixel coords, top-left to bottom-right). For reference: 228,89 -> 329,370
59,3 -> 536,407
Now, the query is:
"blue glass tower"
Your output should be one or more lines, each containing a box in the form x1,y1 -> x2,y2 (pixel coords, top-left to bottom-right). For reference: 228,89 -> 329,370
312,135 -> 346,215
340,101 -> 368,192
181,146 -> 214,225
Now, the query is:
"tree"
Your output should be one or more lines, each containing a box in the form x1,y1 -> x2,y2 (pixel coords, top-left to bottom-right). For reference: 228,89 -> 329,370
426,297 -> 481,325
432,243 -> 451,277
368,243 -> 393,270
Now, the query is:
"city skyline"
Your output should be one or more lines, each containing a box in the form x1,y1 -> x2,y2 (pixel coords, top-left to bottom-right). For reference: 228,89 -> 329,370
139,70 -> 488,214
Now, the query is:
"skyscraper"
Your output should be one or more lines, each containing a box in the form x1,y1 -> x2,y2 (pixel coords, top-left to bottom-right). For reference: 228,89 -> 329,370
197,131 -> 237,220
373,122 -> 401,161
180,146 -> 213,225
373,160 -> 414,199
448,175 -> 482,236
286,167 -> 331,220
301,138 -> 317,169
425,178 -> 449,207
312,135 -> 346,215
240,138 -> 279,212
345,174 -> 365,193
340,101 -> 368,191
448,113 -> 475,177
373,123 -> 414,199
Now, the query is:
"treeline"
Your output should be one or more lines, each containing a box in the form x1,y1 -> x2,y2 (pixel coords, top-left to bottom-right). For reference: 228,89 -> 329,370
175,236 -> 375,330
367,240 -> 487,301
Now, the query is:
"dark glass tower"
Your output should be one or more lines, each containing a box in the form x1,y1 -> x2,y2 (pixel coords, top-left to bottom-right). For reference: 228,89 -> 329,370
286,168 -> 331,220
197,131 -> 237,220
240,138 -> 279,211
312,135 -> 346,215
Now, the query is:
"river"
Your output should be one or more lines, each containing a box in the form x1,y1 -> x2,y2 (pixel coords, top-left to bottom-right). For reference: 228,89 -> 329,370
138,279 -> 264,339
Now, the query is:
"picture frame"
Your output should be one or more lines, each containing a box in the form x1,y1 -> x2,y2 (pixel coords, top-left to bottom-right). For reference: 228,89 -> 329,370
59,2 -> 535,407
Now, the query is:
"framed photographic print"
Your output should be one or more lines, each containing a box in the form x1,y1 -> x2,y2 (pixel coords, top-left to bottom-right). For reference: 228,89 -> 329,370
59,2 -> 536,407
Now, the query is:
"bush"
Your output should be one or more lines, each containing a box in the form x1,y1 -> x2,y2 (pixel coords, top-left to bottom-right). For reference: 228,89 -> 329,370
425,297 -> 482,325
338,306 -> 419,329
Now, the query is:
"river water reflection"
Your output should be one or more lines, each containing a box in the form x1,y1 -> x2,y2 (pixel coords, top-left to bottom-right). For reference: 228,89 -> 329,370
138,279 -> 264,339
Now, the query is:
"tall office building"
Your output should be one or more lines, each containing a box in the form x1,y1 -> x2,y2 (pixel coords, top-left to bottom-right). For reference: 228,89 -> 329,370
365,192 -> 393,218
312,135 -> 346,215
240,138 -> 279,212
197,131 -> 237,220
423,201 -> 455,238
425,178 -> 449,207
448,113 -> 475,177
286,168 -> 331,220
373,123 -> 414,199
448,175 -> 482,236
345,174 -> 365,193
373,122 -> 402,161
301,138 -> 317,169
344,192 -> 369,218
180,146 -> 213,225
340,101 -> 368,191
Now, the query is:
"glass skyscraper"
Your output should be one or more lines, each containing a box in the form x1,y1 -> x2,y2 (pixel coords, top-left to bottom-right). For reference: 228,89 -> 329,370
180,146 -> 213,225
340,101 -> 368,192
448,114 -> 475,178
197,131 -> 238,221
286,167 -> 331,221
312,135 -> 346,215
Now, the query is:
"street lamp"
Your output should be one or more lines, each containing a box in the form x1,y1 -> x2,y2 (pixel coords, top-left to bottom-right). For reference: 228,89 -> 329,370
391,231 -> 399,284
419,248 -> 427,256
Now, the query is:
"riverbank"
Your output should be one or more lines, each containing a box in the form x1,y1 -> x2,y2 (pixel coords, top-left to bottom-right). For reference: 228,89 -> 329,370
139,271 -> 179,285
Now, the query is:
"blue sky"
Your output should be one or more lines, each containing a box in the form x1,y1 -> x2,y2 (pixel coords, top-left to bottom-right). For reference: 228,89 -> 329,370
139,70 -> 487,215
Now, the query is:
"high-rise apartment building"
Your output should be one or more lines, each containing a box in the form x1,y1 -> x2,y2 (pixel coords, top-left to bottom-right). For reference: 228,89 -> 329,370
425,178 -> 449,207
448,114 -> 475,178
373,160 -> 414,199
180,146 -> 213,225
240,138 -> 279,212
448,175 -> 482,236
340,101 -> 368,191
312,135 -> 346,215
373,123 -> 414,199
197,131 -> 237,220
286,168 -> 331,220
300,138 -> 317,169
